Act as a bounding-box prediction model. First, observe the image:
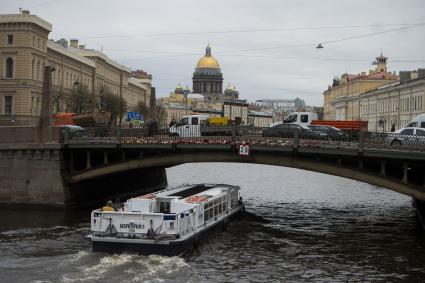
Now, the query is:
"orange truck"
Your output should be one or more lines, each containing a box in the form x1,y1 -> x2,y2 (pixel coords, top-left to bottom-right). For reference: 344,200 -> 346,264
54,112 -> 75,126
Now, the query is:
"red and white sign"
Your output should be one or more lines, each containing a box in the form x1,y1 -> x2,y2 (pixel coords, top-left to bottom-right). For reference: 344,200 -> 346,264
238,144 -> 250,156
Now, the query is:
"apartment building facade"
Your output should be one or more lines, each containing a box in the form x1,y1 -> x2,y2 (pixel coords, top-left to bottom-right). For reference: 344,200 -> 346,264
359,70 -> 425,132
323,54 -> 398,121
0,11 -> 151,126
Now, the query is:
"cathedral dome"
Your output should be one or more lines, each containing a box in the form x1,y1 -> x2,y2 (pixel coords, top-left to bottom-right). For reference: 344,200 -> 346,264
174,83 -> 184,94
196,44 -> 220,68
224,83 -> 239,99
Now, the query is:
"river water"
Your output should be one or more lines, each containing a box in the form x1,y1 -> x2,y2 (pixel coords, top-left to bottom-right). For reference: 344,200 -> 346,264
1,163 -> 425,282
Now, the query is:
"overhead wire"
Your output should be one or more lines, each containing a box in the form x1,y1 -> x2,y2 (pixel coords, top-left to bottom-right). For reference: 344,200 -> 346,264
28,0 -> 63,9
76,23 -> 422,39
117,53 -> 425,63
218,23 -> 425,53
101,23 -> 425,62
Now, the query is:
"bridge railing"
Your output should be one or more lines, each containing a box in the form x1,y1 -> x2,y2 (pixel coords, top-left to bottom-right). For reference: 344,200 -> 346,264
363,132 -> 425,152
62,124 -> 425,153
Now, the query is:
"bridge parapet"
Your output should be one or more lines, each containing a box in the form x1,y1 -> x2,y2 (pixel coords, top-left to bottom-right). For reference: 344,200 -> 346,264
63,125 -> 425,155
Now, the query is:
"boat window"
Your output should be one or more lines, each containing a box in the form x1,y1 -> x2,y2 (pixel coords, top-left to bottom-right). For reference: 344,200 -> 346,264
159,201 -> 170,213
421,122 -> 425,128
300,114 -> 309,123
169,222 -> 174,230
192,117 -> 198,125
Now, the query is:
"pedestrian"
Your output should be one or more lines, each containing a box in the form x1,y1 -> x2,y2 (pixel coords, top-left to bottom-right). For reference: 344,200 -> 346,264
169,118 -> 176,128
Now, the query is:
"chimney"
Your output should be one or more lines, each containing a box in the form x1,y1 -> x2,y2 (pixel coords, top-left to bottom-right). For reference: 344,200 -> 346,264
21,10 -> 30,14
399,71 -> 411,83
418,69 -> 425,78
69,39 -> 78,49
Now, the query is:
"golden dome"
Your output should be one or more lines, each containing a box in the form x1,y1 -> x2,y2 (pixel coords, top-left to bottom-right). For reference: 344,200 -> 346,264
196,44 -> 220,68
197,56 -> 220,68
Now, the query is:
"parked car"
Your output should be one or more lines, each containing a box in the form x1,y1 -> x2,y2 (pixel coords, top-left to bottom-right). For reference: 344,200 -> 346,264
262,123 -> 328,139
60,125 -> 85,141
308,125 -> 349,141
405,114 -> 425,128
386,127 -> 425,146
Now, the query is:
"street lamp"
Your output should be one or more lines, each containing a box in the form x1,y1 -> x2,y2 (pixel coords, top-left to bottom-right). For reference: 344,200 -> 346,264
183,87 -> 190,115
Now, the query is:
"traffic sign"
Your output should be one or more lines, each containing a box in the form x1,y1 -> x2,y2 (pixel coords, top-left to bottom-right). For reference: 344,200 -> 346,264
238,144 -> 250,156
127,111 -> 143,121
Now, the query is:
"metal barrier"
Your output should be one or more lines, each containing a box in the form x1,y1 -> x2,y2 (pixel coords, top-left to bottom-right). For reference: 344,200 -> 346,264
62,124 -> 425,152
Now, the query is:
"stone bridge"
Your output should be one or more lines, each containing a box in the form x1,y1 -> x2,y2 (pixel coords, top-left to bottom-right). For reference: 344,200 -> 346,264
2,130 -> 425,211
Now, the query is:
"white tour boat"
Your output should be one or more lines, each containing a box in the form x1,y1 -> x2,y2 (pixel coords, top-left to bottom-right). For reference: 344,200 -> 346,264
88,184 -> 243,255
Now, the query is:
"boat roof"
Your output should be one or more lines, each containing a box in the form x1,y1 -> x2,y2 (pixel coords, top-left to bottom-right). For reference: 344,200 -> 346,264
134,184 -> 238,203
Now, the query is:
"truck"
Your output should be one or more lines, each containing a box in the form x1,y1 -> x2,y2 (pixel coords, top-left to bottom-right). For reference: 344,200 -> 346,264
54,112 -> 75,126
168,115 -> 234,137
282,112 -> 368,132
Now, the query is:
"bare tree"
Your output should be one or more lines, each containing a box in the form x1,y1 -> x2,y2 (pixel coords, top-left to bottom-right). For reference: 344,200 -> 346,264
135,100 -> 149,120
100,92 -> 128,126
67,84 -> 92,114
153,104 -> 166,125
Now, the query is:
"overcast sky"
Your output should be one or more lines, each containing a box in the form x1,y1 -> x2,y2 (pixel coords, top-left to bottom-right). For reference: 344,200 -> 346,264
2,0 -> 425,105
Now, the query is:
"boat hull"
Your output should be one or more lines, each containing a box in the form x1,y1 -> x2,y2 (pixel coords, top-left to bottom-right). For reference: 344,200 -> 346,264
91,206 -> 243,256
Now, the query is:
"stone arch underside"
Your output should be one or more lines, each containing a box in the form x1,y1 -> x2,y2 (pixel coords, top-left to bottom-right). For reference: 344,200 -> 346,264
69,151 -> 425,201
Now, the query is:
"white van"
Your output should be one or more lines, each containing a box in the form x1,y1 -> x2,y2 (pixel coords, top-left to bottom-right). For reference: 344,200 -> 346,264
282,112 -> 317,127
169,115 -> 209,137
406,114 -> 425,128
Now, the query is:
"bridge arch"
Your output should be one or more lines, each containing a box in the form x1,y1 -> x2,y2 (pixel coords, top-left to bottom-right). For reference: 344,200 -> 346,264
69,151 -> 425,201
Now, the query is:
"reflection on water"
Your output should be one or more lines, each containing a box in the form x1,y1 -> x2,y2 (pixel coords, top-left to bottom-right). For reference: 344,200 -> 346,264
1,163 -> 425,282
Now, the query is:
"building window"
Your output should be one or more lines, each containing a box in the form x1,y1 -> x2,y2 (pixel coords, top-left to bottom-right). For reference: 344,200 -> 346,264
32,59 -> 35,79
5,57 -> 14,78
37,61 -> 40,80
7,34 -> 14,45
4,96 -> 13,115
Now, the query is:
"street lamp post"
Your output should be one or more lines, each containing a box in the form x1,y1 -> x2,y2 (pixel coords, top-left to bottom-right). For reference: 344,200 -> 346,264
183,87 -> 190,115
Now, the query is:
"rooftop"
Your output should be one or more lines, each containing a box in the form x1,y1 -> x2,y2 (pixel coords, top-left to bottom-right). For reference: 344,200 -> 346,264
47,41 -> 95,67
76,48 -> 130,73
0,12 -> 52,32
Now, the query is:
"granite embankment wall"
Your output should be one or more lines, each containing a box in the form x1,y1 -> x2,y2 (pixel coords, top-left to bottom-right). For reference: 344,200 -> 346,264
0,143 -> 168,206
0,144 -> 65,205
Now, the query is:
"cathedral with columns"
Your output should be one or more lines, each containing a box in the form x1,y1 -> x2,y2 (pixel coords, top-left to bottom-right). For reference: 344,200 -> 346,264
192,44 -> 239,102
